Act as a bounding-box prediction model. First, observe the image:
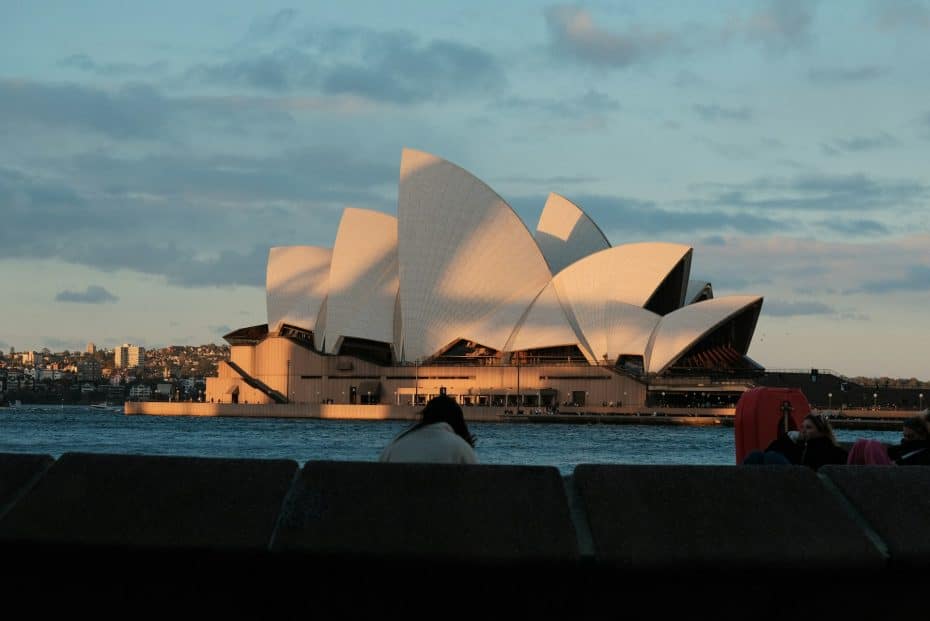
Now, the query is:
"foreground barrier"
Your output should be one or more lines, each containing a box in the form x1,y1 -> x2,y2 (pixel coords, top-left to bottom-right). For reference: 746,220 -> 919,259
0,451 -> 927,614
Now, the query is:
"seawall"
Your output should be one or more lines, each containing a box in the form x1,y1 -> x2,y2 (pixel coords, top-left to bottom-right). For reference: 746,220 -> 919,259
1,451 -> 927,614
124,401 -> 913,429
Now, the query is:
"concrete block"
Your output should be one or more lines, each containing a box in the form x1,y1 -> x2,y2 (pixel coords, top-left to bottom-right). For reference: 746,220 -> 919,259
272,461 -> 578,563
0,452 -> 298,550
821,465 -> 930,568
573,464 -> 885,571
0,452 -> 54,518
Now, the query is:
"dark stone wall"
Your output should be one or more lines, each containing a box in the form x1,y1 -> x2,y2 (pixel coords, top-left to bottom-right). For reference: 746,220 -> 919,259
1,452 -> 927,615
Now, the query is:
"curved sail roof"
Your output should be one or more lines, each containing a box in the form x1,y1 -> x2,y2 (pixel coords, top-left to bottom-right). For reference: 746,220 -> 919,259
593,301 -> 661,364
686,280 -> 714,305
320,208 -> 399,354
646,296 -> 763,375
396,148 -> 553,361
505,281 -> 592,358
265,246 -> 331,334
553,242 -> 692,310
535,193 -> 610,274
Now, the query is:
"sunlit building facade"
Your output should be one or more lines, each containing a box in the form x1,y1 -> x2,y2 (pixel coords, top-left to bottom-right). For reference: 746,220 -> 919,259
206,149 -> 764,408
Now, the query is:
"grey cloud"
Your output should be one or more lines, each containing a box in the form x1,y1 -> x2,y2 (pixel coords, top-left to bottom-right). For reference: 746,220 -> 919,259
875,0 -> 930,30
248,8 -> 299,39
822,132 -> 897,154
495,90 -> 620,116
187,50 -> 308,91
0,80 -> 168,139
0,159 -> 390,288
815,218 -> 890,236
807,66 -> 889,82
210,324 -> 233,335
493,90 -> 619,129
725,0 -> 815,51
794,286 -> 837,295
764,300 -> 836,317
701,173 -> 928,213
41,338 -> 88,352
68,147 -> 396,204
491,174 -> 600,186
59,53 -> 168,77
673,70 -> 707,88
699,235 -> 727,246
693,103 -> 753,122
508,194 -> 784,238
189,31 -> 504,103
544,5 -> 679,67
850,265 -> 930,294
321,38 -> 504,103
55,286 -> 119,304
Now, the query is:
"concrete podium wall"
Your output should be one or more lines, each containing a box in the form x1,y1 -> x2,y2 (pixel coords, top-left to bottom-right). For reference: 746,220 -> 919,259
1,452 -> 928,575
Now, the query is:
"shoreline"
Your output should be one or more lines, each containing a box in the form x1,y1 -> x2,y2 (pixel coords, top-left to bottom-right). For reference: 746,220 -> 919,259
121,402 -> 912,431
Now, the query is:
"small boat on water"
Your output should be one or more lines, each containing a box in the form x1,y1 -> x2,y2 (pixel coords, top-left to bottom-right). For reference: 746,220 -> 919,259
90,402 -> 122,412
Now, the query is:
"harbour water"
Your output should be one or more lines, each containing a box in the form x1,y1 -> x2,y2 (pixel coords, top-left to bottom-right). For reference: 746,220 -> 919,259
0,405 -> 904,474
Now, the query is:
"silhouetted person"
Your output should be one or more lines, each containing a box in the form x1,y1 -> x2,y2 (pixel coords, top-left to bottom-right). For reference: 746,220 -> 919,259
887,416 -> 930,465
745,413 -> 847,470
379,395 -> 477,464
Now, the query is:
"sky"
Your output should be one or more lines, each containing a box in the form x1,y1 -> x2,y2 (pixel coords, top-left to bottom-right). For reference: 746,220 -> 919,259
1,0 -> 928,379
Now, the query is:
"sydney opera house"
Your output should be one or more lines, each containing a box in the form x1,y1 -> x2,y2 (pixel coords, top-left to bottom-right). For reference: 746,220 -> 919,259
205,149 -> 764,409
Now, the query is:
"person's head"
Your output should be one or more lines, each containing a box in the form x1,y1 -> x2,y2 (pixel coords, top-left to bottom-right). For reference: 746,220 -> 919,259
902,416 -> 929,442
800,414 -> 836,444
419,395 -> 475,447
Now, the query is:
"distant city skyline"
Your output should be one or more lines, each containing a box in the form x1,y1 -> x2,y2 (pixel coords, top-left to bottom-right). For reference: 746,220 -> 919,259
2,1 -> 929,378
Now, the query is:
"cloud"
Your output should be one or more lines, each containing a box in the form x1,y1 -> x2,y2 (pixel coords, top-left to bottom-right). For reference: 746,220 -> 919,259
209,324 -> 233,335
186,50 -> 307,91
690,234 -> 930,302
507,193 -> 785,238
544,5 -> 679,67
247,8 -> 299,39
41,337 -> 88,352
320,36 -> 504,103
764,300 -> 836,317
814,218 -> 890,236
875,0 -> 930,30
67,147 -> 396,204
188,30 -> 505,103
724,0 -> 816,52
55,285 -> 119,304
807,66 -> 890,82
851,265 -> 930,294
0,161 -> 389,288
698,173 -> 928,214
491,174 -> 600,186
58,53 -> 168,77
495,90 -> 620,116
822,132 -> 897,155
0,80 -> 168,139
692,103 -> 753,122
493,90 -> 620,129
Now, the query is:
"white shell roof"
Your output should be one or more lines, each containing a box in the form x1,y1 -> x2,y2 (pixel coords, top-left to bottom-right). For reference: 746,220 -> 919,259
535,193 -> 610,275
505,281 -> 592,359
686,280 -> 714,304
593,301 -> 661,364
646,295 -> 763,375
553,242 -> 693,310
320,208 -> 399,354
265,246 -> 332,333
397,148 -> 553,361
